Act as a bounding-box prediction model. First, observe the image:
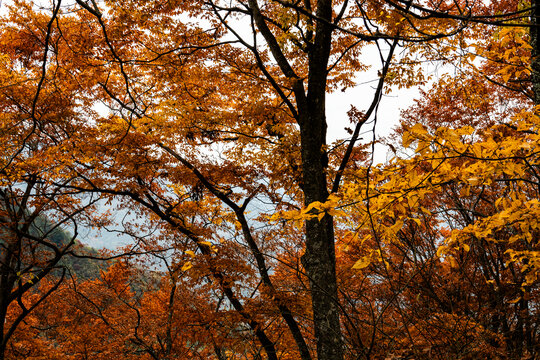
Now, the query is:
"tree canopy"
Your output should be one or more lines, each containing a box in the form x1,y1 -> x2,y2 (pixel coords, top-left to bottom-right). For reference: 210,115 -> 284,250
0,0 -> 538,359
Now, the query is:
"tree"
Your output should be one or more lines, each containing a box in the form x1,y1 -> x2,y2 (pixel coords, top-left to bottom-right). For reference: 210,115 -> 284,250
0,0 -> 533,359
0,4 -> 111,356
330,8 -> 540,357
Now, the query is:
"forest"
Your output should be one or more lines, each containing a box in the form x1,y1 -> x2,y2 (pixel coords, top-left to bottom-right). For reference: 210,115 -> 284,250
0,0 -> 539,359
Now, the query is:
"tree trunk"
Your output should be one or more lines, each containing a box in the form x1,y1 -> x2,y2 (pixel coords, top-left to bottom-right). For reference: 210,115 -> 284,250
298,0 -> 344,358
299,130 -> 344,360
298,1 -> 344,355
237,0 -> 344,356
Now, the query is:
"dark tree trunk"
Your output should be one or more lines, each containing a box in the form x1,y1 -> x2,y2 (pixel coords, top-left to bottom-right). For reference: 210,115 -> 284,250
299,133 -> 344,360
298,1 -> 344,358
230,0 -> 345,357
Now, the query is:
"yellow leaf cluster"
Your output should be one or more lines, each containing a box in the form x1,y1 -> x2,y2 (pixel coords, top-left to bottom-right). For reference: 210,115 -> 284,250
269,193 -> 347,228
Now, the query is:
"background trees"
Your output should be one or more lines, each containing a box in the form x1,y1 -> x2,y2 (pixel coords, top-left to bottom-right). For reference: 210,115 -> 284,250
0,6 -> 109,357
332,12 -> 540,357
0,0 -> 538,359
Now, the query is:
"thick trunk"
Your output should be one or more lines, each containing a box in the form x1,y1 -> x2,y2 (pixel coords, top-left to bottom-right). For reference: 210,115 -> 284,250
299,98 -> 344,360
245,0 -> 344,357
298,0 -> 344,358
301,200 -> 343,360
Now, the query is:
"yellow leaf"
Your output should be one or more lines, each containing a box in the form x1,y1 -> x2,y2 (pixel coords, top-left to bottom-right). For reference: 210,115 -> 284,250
410,123 -> 428,135
436,245 -> 447,258
502,71 -> 512,83
448,256 -> 458,268
305,201 -> 324,213
352,256 -> 371,270
181,262 -> 193,271
467,177 -> 482,186
326,193 -> 340,205
508,297 -> 521,304
390,220 -> 404,233
402,131 -> 414,148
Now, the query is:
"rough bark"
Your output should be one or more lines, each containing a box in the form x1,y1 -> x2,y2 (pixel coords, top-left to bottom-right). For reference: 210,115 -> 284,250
298,0 -> 345,358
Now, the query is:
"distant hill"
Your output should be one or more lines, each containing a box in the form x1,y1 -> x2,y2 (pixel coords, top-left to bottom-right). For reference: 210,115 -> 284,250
30,216 -> 110,280
63,240 -> 110,281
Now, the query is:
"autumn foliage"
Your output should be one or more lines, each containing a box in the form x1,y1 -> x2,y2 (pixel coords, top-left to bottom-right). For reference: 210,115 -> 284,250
0,0 -> 539,359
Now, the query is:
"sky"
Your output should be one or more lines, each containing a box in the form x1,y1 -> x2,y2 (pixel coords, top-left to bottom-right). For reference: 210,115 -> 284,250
326,44 -> 423,165
327,75 -> 420,163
